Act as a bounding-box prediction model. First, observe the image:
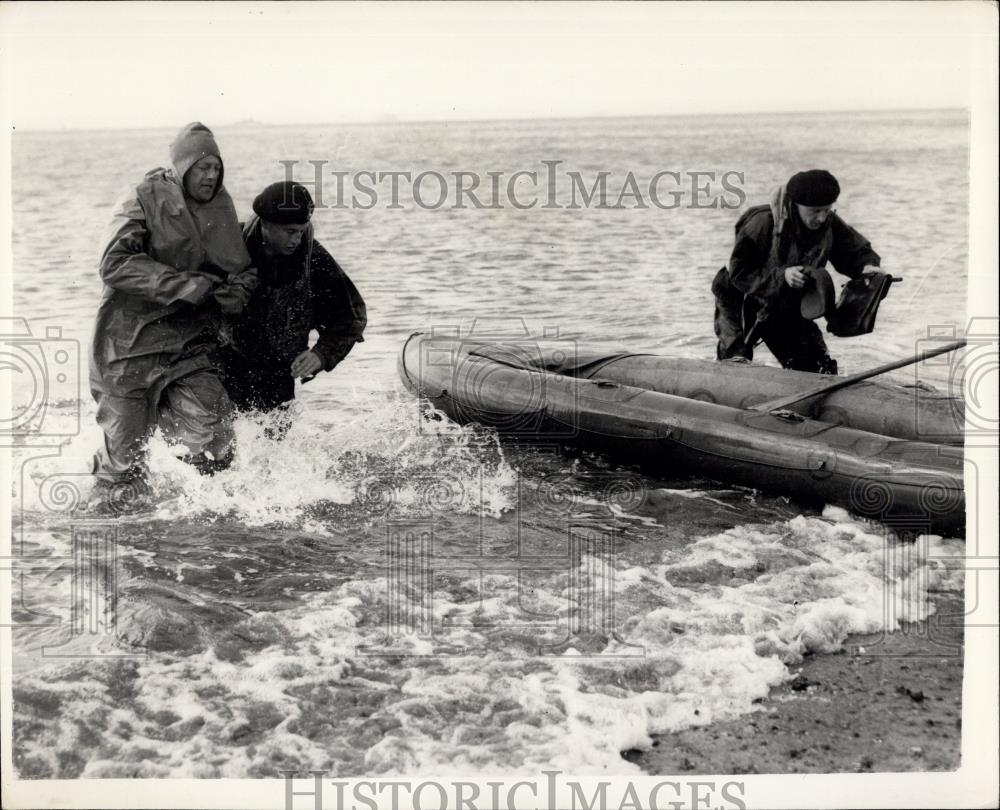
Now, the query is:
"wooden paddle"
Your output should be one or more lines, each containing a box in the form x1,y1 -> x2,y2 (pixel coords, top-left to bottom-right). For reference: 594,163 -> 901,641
752,339 -> 968,413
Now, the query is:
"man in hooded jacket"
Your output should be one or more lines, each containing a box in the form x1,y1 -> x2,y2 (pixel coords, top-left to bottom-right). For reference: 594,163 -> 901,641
711,169 -> 882,374
90,122 -> 257,501
219,181 -> 366,420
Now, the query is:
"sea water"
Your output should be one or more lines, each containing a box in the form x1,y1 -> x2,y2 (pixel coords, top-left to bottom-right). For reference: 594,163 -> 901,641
8,110 -> 969,776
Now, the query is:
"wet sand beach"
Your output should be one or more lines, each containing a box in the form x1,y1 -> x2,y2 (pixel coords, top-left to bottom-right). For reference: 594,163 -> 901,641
632,594 -> 963,774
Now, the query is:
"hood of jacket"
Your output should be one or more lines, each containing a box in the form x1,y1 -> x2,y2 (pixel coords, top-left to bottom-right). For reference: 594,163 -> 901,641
170,122 -> 224,201
768,184 -> 792,240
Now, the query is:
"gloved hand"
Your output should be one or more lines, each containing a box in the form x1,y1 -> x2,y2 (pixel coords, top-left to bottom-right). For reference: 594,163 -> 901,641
180,275 -> 218,306
212,266 -> 259,314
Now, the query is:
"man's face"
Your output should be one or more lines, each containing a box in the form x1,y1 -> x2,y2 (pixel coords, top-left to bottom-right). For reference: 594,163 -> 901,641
795,203 -> 836,231
261,220 -> 309,256
184,156 -> 221,202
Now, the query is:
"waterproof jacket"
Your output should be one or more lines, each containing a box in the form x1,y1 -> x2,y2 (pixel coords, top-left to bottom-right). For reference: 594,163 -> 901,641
714,185 -> 881,317
90,130 -> 254,398
225,215 -> 367,376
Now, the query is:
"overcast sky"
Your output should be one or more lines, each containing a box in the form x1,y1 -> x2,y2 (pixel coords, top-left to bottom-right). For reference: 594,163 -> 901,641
1,2 -> 996,130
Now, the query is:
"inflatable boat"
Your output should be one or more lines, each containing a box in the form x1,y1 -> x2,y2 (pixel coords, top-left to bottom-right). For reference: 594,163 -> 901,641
398,333 -> 966,535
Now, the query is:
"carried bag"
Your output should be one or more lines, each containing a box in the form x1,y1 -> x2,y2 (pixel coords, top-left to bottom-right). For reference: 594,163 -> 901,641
826,270 -> 900,337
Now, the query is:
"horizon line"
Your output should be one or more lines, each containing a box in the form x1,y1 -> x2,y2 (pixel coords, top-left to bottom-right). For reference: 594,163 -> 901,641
10,105 -> 969,135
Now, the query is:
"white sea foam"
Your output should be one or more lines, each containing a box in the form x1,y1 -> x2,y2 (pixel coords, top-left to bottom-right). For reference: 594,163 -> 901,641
13,508 -> 962,777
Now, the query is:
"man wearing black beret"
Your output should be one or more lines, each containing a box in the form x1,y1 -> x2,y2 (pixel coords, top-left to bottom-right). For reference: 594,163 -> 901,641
219,181 -> 367,418
711,169 -> 882,374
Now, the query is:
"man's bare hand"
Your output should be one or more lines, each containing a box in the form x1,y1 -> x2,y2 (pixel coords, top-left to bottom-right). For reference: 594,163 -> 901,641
290,350 -> 323,380
784,265 -> 808,289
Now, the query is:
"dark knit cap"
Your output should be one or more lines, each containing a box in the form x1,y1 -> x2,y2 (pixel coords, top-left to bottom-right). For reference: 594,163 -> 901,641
253,181 -> 315,225
786,170 -> 840,206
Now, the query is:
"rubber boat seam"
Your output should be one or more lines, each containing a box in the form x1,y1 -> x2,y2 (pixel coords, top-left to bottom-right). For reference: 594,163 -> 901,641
466,353 -> 844,441
468,348 -> 657,378
579,353 -> 659,378
765,414 -> 841,438
434,373 -> 951,474
465,351 -> 552,374
537,416 -> 956,479
440,370 -> 943,473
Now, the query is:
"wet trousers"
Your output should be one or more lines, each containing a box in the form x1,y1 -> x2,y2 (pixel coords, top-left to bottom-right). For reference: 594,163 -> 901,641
219,347 -> 296,413
713,279 -> 838,375
91,370 -> 235,483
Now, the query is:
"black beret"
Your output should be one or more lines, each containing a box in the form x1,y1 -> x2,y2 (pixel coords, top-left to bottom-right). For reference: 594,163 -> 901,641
253,181 -> 315,225
787,170 -> 840,207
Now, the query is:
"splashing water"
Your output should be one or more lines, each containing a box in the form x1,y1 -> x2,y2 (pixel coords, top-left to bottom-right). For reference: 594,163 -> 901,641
15,393 -> 517,529
143,394 -> 517,527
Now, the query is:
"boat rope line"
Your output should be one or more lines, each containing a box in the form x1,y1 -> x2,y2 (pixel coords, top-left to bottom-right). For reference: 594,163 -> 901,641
752,339 -> 968,413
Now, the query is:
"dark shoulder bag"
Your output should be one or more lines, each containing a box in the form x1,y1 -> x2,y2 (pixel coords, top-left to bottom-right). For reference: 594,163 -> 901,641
826,271 -> 901,337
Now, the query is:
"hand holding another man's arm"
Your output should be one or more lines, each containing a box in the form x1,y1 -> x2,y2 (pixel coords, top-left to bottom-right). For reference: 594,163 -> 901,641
212,265 -> 260,314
